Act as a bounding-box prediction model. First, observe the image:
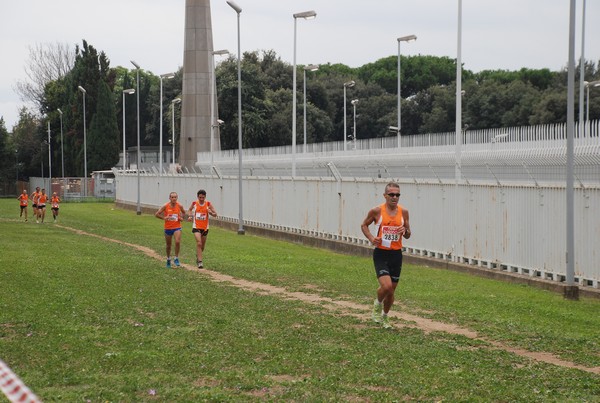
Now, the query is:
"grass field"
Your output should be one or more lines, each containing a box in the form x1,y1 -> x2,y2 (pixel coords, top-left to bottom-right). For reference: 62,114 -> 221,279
0,199 -> 598,402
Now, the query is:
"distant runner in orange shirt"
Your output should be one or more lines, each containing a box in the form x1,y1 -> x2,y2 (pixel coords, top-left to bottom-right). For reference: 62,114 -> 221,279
50,192 -> 61,223
155,192 -> 186,268
37,188 -> 49,224
17,189 -> 29,222
187,189 -> 217,269
31,187 -> 41,223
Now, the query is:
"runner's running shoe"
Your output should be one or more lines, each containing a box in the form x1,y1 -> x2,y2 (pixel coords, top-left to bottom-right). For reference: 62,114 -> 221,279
372,300 -> 382,323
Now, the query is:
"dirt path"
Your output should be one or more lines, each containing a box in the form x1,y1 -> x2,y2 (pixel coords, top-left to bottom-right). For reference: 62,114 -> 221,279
59,225 -> 600,376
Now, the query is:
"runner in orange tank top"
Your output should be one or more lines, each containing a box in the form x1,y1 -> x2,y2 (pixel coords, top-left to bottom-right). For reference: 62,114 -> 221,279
187,189 -> 218,269
155,192 -> 186,268
17,189 -> 29,222
31,187 -> 41,223
37,188 -> 49,224
361,181 -> 411,329
50,192 -> 61,223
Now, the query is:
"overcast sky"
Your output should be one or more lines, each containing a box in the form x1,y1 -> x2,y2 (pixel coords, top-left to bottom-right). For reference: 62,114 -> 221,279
1,0 -> 598,131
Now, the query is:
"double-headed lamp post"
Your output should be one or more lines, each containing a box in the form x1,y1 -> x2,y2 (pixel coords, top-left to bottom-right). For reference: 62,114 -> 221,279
343,80 -> 355,151
57,109 -> 64,179
227,0 -> 245,235
122,89 -> 135,170
77,85 -> 87,197
397,34 -> 417,148
171,98 -> 181,167
585,80 -> 600,122
303,64 -> 319,153
292,10 -> 317,176
159,72 -> 175,175
211,49 -> 229,169
130,60 -> 141,215
351,99 -> 359,150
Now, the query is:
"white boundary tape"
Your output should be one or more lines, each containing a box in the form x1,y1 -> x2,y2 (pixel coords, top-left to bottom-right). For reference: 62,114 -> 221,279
0,359 -> 41,403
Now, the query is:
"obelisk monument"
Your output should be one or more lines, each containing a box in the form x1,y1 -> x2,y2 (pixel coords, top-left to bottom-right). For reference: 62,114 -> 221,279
180,0 -> 219,170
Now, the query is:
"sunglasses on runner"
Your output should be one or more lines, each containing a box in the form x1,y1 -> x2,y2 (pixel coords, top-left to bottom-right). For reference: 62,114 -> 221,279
387,193 -> 401,198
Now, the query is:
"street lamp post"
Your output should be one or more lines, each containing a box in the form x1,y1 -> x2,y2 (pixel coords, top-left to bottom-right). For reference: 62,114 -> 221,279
343,80 -> 355,151
351,99 -> 359,150
171,98 -> 181,167
303,64 -> 319,153
15,150 -> 18,190
211,49 -> 229,169
227,0 -> 245,235
77,85 -> 87,197
292,10 -> 317,176
122,89 -> 135,170
130,60 -> 142,215
159,72 -> 175,175
47,121 -> 51,191
57,109 -> 64,179
455,0 -> 463,183
397,34 -> 417,148
578,0 -> 587,137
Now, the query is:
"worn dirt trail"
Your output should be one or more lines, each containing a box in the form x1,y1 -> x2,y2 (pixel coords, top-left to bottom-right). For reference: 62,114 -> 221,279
59,225 -> 600,375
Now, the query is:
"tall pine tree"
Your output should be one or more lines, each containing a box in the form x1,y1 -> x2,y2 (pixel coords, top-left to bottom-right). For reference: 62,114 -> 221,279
87,80 -> 120,171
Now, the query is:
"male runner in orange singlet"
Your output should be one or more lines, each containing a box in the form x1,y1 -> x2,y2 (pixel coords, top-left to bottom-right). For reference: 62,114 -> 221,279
50,192 -> 61,223
17,189 -> 29,221
155,192 -> 185,268
37,189 -> 49,224
361,182 -> 411,329
31,187 -> 41,223
187,189 -> 218,268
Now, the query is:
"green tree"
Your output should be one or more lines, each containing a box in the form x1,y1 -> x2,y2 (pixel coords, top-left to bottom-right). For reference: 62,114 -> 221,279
9,108 -> 44,181
88,80 -> 120,171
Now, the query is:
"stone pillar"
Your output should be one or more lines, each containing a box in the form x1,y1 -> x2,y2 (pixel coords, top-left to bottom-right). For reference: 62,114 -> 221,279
180,0 -> 218,170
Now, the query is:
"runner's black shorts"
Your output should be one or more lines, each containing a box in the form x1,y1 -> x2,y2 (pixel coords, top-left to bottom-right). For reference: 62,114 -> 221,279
373,248 -> 403,283
192,228 -> 209,236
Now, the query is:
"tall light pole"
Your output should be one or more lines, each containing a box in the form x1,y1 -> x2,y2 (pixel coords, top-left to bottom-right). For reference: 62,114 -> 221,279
57,109 -> 64,179
130,60 -> 141,215
351,99 -> 359,150
211,49 -> 229,169
159,72 -> 175,175
15,150 -> 18,190
171,98 -> 181,167
455,0 -> 463,182
566,0 -> 576,289
122,89 -> 135,170
47,120 -> 51,191
578,0 -> 587,137
292,10 -> 317,176
77,85 -> 87,197
303,64 -> 319,153
227,0 -> 245,235
343,80 -> 355,151
397,34 -> 417,148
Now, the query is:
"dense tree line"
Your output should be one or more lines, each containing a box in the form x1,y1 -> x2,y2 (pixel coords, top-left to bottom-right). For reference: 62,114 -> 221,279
2,40 -> 600,187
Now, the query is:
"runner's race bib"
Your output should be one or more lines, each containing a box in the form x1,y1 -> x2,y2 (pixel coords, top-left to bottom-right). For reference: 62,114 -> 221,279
196,213 -> 207,221
381,226 -> 401,248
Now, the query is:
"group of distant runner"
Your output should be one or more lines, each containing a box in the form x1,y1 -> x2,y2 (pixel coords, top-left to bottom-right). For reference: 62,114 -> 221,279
17,187 -> 61,224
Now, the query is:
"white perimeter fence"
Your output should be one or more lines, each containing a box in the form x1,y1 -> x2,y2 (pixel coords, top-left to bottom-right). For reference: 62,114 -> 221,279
115,121 -> 600,288
115,173 -> 599,289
